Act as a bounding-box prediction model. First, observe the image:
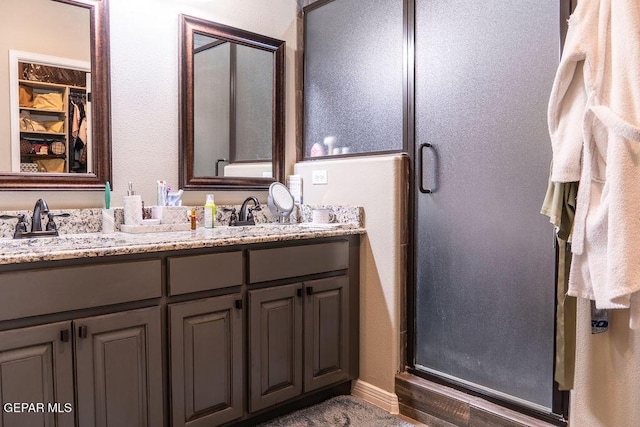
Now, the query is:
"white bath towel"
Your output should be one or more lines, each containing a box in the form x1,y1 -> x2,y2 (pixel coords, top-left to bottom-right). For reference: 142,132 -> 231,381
548,0 -> 640,328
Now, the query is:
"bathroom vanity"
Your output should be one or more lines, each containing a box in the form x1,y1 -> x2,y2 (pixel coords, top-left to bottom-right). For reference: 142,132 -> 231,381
0,225 -> 363,426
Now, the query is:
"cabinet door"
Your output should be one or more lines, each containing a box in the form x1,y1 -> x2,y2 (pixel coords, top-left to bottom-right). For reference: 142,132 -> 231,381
169,294 -> 243,427
249,283 -> 302,412
303,275 -> 350,392
0,321 -> 74,427
75,307 -> 163,427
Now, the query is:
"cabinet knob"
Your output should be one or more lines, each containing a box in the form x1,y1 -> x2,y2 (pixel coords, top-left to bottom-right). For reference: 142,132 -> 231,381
60,329 -> 70,343
297,287 -> 303,297
235,299 -> 243,310
306,286 -> 314,296
78,325 -> 88,339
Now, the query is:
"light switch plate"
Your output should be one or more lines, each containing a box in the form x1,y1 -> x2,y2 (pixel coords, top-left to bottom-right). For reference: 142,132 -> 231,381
312,170 -> 328,185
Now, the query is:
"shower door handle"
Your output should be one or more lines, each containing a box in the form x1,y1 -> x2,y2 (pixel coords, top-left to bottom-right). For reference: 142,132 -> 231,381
419,143 -> 434,194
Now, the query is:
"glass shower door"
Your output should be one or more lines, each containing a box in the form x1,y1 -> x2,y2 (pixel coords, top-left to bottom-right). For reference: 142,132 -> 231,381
413,0 -> 561,410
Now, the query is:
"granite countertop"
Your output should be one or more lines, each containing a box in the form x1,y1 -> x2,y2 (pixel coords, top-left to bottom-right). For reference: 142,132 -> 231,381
0,223 -> 365,266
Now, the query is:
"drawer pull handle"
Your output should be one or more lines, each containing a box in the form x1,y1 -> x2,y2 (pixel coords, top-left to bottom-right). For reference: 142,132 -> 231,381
235,299 -> 243,310
78,325 -> 88,339
60,329 -> 70,343
306,286 -> 314,296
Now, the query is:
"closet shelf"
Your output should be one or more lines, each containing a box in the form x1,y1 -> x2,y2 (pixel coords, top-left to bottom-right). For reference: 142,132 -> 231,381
22,154 -> 66,160
20,107 -> 65,114
15,60 -> 89,174
20,130 -> 66,137
19,79 -> 86,91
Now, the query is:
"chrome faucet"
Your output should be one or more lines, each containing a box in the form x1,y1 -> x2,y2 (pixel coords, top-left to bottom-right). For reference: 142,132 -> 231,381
31,198 -> 49,232
237,197 -> 261,226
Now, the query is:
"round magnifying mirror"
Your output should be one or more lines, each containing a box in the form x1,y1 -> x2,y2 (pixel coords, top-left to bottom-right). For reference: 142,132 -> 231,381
267,182 -> 295,223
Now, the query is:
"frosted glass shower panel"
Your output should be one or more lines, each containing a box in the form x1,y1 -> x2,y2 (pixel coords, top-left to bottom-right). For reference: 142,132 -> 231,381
303,0 -> 403,157
413,0 -> 560,410
235,45 -> 273,162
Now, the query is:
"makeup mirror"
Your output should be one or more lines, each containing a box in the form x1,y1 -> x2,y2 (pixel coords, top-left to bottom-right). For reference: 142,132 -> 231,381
179,15 -> 285,190
267,182 -> 294,222
0,0 -> 112,189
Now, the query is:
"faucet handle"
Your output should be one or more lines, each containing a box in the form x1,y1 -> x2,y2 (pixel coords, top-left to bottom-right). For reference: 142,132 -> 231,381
45,213 -> 70,232
0,214 -> 28,238
246,205 -> 261,223
222,208 -> 238,226
0,214 -> 23,220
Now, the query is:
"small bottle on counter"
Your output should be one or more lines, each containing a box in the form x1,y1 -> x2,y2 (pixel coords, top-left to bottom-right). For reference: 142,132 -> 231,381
204,194 -> 216,228
190,209 -> 197,231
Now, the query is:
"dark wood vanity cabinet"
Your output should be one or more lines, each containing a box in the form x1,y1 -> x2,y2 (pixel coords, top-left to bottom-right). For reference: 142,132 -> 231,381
248,283 -> 304,412
75,307 -> 163,427
0,235 -> 359,427
247,241 -> 355,416
169,294 -> 244,427
248,275 -> 351,413
0,305 -> 162,427
0,321 -> 75,427
303,275 -> 350,393
0,260 -> 163,427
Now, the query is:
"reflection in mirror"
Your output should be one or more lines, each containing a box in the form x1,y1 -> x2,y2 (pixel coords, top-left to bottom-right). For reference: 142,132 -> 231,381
193,35 -> 273,177
180,15 -> 285,190
11,54 -> 92,174
0,0 -> 111,189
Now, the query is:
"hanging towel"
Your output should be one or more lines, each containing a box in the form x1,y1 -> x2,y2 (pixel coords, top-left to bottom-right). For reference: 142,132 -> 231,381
541,173 -> 578,390
548,0 -> 640,329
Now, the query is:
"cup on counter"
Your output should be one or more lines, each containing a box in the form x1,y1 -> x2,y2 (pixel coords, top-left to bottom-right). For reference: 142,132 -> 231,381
312,208 -> 335,224
151,206 -> 164,222
102,208 -> 115,233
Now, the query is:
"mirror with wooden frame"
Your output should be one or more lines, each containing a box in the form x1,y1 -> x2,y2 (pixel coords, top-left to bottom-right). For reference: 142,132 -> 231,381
179,15 -> 285,190
0,0 -> 111,189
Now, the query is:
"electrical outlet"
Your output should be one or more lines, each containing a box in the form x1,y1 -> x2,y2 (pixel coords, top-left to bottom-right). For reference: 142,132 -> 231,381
312,170 -> 328,185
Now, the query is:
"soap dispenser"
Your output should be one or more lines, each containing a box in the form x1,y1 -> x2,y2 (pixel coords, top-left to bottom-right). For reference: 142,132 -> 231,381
204,194 -> 216,228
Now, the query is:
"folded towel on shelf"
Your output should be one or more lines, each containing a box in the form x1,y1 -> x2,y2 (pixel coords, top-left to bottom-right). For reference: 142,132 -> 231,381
31,92 -> 64,111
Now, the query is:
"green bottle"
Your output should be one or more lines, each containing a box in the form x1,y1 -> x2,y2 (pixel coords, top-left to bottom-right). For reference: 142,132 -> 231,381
204,194 -> 216,228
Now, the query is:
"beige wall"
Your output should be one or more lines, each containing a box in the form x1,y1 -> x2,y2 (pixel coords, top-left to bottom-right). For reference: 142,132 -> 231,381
0,0 -> 90,172
0,0 -> 297,209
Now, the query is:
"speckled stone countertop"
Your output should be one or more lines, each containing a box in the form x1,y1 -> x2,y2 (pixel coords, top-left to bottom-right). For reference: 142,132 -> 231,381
0,224 -> 364,266
0,204 -> 365,266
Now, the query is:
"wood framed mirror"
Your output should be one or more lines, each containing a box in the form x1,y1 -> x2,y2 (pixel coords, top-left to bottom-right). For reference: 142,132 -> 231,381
0,0 -> 112,190
179,15 -> 285,190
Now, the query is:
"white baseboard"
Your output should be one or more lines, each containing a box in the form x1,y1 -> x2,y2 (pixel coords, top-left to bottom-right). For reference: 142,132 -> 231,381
351,379 -> 400,414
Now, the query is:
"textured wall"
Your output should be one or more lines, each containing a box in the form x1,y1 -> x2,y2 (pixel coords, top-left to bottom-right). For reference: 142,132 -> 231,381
0,0 -> 297,209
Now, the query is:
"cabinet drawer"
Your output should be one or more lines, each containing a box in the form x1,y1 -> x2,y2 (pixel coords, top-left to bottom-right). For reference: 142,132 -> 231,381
168,251 -> 243,295
0,259 -> 161,321
249,241 -> 349,283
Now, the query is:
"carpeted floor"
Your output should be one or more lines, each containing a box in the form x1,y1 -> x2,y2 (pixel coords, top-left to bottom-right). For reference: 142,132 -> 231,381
259,395 -> 414,426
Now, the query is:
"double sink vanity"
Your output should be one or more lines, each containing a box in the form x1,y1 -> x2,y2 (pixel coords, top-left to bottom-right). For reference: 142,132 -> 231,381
0,206 -> 364,426
0,0 -> 362,425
